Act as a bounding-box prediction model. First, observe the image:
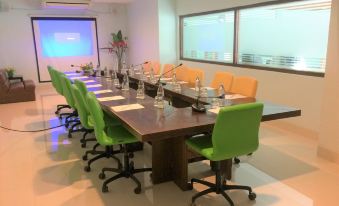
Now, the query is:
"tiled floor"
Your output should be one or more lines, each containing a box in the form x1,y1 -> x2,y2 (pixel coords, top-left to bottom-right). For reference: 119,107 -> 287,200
0,84 -> 338,206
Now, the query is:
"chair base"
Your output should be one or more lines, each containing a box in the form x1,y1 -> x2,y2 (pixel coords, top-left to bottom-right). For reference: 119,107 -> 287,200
80,129 -> 95,148
83,145 -> 122,172
55,104 -> 71,115
99,145 -> 152,194
191,162 -> 256,206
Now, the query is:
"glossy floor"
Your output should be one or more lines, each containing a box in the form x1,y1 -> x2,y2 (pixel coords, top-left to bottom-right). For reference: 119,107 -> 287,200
0,84 -> 338,206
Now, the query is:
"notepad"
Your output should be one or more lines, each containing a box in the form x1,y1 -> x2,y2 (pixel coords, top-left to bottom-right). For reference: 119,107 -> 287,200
70,76 -> 89,80
65,73 -> 79,76
160,77 -> 172,81
93,90 -> 113,94
167,81 -> 188,85
111,104 -> 144,112
86,84 -> 102,88
97,96 -> 125,102
82,80 -> 96,83
190,87 -> 215,91
225,94 -> 247,100
208,108 -> 220,114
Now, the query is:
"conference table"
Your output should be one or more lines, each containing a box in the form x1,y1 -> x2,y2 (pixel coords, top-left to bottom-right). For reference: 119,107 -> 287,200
67,71 -> 301,191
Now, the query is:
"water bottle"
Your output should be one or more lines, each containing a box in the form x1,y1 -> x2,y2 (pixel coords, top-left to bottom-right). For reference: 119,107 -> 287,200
141,67 -> 147,81
156,84 -> 165,109
149,68 -> 155,83
218,84 -> 225,107
129,65 -> 135,76
195,76 -> 201,95
96,64 -> 101,77
104,66 -> 108,77
136,80 -> 145,99
122,73 -> 129,91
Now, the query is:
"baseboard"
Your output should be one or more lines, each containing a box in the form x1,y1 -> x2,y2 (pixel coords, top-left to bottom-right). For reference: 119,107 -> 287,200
264,120 -> 319,140
317,146 -> 339,164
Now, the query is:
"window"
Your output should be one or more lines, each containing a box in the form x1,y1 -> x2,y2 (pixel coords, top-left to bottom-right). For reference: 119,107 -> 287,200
238,0 -> 331,73
180,0 -> 332,76
182,11 -> 234,63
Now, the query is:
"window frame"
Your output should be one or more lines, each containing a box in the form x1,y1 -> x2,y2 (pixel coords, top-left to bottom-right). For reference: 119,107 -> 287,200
179,0 -> 328,77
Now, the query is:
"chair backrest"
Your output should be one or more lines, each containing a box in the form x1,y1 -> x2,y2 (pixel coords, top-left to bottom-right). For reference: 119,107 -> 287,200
211,103 -> 263,161
74,79 -> 91,115
60,75 -> 76,109
0,69 -> 10,94
86,92 -> 113,146
152,61 -> 161,75
210,71 -> 234,91
188,68 -> 205,85
52,69 -> 65,95
162,64 -> 175,78
175,65 -> 191,82
47,66 -> 56,89
230,76 -> 258,98
70,84 -> 92,129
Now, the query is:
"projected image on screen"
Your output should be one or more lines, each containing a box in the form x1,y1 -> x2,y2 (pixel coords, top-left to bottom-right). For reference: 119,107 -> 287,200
32,17 -> 99,82
39,20 -> 93,57
182,11 -> 234,63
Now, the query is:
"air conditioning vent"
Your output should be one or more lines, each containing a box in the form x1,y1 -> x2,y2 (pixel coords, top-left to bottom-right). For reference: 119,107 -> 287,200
41,0 -> 91,10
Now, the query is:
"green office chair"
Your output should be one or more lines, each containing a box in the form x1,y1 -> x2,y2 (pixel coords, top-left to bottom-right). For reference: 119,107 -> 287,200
70,84 -> 95,148
73,79 -> 121,147
48,67 -> 72,117
86,92 -> 152,194
59,75 -> 82,138
186,103 -> 263,206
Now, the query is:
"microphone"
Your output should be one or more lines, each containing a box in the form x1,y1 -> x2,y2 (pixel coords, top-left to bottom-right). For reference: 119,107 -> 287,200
131,61 -> 149,68
191,94 -> 225,113
156,63 -> 183,85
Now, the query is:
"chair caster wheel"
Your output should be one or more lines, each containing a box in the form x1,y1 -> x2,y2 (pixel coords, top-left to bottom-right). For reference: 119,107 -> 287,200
118,163 -> 123,170
82,155 -> 88,161
99,173 -> 106,180
128,153 -> 134,158
84,166 -> 91,172
234,157 -> 240,164
102,185 -> 109,193
248,192 -> 256,200
81,143 -> 86,148
80,139 -> 85,143
134,187 -> 141,194
59,116 -> 62,120
68,133 -> 72,138
55,111 -> 59,115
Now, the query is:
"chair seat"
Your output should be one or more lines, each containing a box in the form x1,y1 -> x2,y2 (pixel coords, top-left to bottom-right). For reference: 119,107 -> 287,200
106,125 -> 139,145
186,135 -> 218,161
88,113 -> 120,128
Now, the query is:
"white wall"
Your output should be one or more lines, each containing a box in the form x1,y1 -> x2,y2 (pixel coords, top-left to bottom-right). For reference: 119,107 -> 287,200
318,0 -> 339,163
127,0 -> 159,65
158,0 -> 177,64
0,0 -> 127,83
176,0 -> 325,137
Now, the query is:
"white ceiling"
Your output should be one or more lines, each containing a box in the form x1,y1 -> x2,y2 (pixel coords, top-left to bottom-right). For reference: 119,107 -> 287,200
91,0 -> 133,3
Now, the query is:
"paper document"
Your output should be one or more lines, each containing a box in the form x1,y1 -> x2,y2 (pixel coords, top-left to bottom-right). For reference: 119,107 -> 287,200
93,90 -> 113,95
208,108 -> 220,114
225,94 -> 247,100
86,84 -> 102,88
82,80 -> 96,83
111,104 -> 144,112
65,73 -> 79,76
160,77 -> 172,81
190,87 -> 215,90
70,76 -> 88,80
97,96 -> 125,102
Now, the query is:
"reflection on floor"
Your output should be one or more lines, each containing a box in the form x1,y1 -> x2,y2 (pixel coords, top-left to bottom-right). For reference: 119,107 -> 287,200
0,84 -> 338,206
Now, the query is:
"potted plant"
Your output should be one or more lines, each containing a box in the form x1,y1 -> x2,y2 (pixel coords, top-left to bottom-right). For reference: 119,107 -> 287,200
5,67 -> 15,78
80,62 -> 94,74
109,30 -> 127,72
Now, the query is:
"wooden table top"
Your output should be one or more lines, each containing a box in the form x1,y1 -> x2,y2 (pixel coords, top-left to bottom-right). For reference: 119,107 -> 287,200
72,73 -> 301,142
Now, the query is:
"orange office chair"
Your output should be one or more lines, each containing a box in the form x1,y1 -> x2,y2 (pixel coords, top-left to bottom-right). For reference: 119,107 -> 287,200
162,64 -> 175,78
188,68 -> 205,85
152,61 -> 161,75
210,71 -> 234,91
175,65 -> 191,82
230,76 -> 258,98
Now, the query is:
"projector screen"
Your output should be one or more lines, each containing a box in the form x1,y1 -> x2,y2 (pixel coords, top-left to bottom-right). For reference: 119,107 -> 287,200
32,17 -> 99,82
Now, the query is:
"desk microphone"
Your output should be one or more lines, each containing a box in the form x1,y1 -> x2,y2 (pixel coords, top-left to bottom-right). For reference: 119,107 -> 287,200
156,63 -> 183,85
191,94 -> 225,113
131,61 -> 149,68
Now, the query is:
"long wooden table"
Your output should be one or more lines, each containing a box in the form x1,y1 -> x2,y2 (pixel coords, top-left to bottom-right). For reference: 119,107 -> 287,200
69,72 -> 301,191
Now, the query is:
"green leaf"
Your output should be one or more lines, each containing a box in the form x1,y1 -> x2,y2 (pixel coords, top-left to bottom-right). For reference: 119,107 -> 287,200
117,30 -> 123,41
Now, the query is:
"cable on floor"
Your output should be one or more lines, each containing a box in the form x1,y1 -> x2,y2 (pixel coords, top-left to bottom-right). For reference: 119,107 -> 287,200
0,124 -> 65,133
